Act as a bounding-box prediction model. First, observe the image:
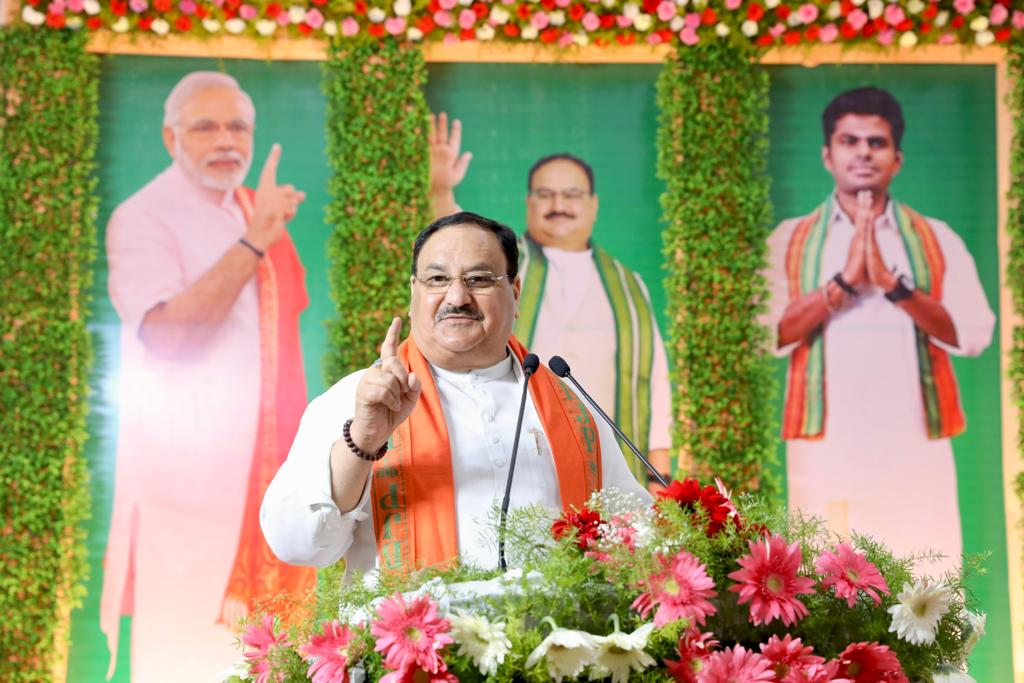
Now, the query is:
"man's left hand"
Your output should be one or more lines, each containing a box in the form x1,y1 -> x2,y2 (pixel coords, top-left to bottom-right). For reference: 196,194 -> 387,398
860,190 -> 898,291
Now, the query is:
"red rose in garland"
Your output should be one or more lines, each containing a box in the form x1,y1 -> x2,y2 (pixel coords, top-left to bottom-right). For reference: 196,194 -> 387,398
552,506 -> 604,550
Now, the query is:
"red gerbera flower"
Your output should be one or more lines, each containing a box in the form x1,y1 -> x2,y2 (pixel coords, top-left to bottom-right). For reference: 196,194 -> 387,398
371,594 -> 453,675
759,634 -> 824,681
242,615 -> 290,683
664,627 -> 718,683
658,478 -> 731,535
299,619 -> 357,683
699,645 -> 775,682
632,550 -> 717,627
552,505 -> 603,549
728,534 -> 816,627
836,642 -> 907,683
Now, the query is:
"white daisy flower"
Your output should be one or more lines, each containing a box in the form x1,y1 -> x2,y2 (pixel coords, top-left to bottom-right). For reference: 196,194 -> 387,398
887,580 -> 954,646
589,617 -> 656,683
450,610 -> 512,676
525,617 -> 598,682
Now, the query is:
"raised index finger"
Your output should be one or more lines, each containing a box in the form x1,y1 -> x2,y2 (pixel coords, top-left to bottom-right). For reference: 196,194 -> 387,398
379,316 -> 402,361
258,143 -> 281,190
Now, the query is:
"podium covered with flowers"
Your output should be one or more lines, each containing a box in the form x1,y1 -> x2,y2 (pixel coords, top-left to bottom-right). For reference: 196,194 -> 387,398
226,479 -> 984,682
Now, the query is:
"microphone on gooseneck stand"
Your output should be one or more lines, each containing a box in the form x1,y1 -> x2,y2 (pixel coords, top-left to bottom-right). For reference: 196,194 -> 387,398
548,355 -> 669,488
498,353 -> 540,572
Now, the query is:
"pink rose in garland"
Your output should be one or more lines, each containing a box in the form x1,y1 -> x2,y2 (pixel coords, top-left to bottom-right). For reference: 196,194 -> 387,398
242,614 -> 291,683
552,505 -> 604,549
299,619 -> 358,683
632,550 -> 717,627
816,543 -> 890,608
728,534 -> 815,626
698,645 -> 774,682
371,594 -> 454,679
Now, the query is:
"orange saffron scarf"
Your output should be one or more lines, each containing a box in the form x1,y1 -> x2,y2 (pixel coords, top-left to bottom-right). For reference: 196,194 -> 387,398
371,335 -> 602,572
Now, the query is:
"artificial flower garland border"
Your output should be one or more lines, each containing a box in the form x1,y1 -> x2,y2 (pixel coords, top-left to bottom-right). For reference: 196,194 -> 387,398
16,0 -> 1024,50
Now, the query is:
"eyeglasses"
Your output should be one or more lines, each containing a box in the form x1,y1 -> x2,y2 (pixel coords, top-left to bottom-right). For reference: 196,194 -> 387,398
413,272 -> 512,292
183,119 -> 254,139
529,188 -> 591,202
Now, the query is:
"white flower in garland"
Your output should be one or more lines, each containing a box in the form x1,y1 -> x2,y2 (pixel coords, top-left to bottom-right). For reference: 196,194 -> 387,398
887,580 -> 954,646
21,5 -> 45,25
288,6 -> 306,24
669,15 -> 685,31
475,23 -> 495,39
935,10 -> 950,27
83,0 -> 101,15
111,16 -> 130,31
826,1 -> 841,19
521,23 -> 539,39
225,17 -> 246,33
324,20 -> 338,35
406,26 -> 422,39
622,2 -> 640,19
866,0 -> 883,19
741,19 -> 758,36
393,0 -> 411,16
898,31 -> 917,47
907,0 -> 925,14
367,7 -> 386,22
255,19 -> 276,35
549,9 -> 565,26
969,16 -> 989,31
489,6 -> 510,24
450,610 -> 512,676
573,32 -> 589,46
525,617 -> 598,682
66,16 -> 84,29
151,18 -> 170,34
715,21 -> 729,36
589,617 -> 656,683
633,13 -> 652,30
975,30 -> 994,46
203,18 -> 222,32
765,0 -> 780,8
962,610 -> 986,659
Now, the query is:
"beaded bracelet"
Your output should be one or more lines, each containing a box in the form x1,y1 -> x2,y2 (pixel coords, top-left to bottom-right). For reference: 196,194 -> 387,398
342,418 -> 388,462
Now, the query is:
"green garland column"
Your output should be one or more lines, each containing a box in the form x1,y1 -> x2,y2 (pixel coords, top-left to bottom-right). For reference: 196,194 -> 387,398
656,42 -> 777,496
322,39 -> 432,383
1007,46 -> 1024,596
0,28 -> 97,682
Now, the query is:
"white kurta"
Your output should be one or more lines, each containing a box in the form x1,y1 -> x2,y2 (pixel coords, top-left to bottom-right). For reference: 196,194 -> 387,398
260,352 -> 651,572
763,198 -> 995,576
528,246 -> 673,452
101,163 -> 262,682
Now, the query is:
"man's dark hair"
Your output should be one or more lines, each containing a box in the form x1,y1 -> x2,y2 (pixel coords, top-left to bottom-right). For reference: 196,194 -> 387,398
822,87 -> 905,150
527,153 -> 596,194
412,211 -> 520,278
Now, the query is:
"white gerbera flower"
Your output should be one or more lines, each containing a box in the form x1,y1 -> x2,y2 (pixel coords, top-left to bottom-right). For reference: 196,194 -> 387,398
525,617 -> 598,682
589,617 -> 656,683
450,610 -> 512,676
887,580 -> 954,645
218,660 -> 252,681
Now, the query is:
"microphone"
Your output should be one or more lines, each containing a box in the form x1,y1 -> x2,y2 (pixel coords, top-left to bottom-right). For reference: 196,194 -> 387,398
498,352 -> 540,571
548,355 -> 669,488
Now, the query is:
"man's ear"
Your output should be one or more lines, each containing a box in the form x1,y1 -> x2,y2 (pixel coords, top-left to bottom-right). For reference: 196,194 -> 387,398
821,145 -> 833,174
162,126 -> 177,159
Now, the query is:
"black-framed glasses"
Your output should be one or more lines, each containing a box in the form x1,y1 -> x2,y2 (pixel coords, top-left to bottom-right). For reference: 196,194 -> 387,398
413,272 -> 512,292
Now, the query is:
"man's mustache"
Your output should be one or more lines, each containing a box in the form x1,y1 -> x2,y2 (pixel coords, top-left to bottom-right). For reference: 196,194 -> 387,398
203,150 -> 247,167
545,211 -> 576,220
435,305 -> 482,322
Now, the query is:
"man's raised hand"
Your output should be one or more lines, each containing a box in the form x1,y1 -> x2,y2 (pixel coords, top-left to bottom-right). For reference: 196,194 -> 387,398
349,317 -> 422,454
247,143 -> 306,251
429,112 -> 472,197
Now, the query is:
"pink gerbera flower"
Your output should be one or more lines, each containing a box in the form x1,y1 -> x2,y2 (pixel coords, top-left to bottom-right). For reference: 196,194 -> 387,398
242,614 -> 290,683
633,551 -> 718,627
728,534 -> 816,626
759,634 -> 824,680
697,645 -> 775,683
664,627 -> 718,683
299,619 -> 357,683
371,594 -> 454,675
782,660 -> 850,683
816,544 -> 891,608
836,642 -> 908,683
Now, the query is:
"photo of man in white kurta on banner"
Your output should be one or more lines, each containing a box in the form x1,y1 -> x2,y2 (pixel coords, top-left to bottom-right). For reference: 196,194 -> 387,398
763,86 -> 995,577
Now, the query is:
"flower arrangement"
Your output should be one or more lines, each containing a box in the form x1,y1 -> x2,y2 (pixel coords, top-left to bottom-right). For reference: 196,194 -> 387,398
15,0 -> 1024,49
223,478 -> 985,682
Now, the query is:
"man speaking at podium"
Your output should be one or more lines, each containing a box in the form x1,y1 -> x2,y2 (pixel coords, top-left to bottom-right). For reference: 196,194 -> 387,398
261,212 -> 648,572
